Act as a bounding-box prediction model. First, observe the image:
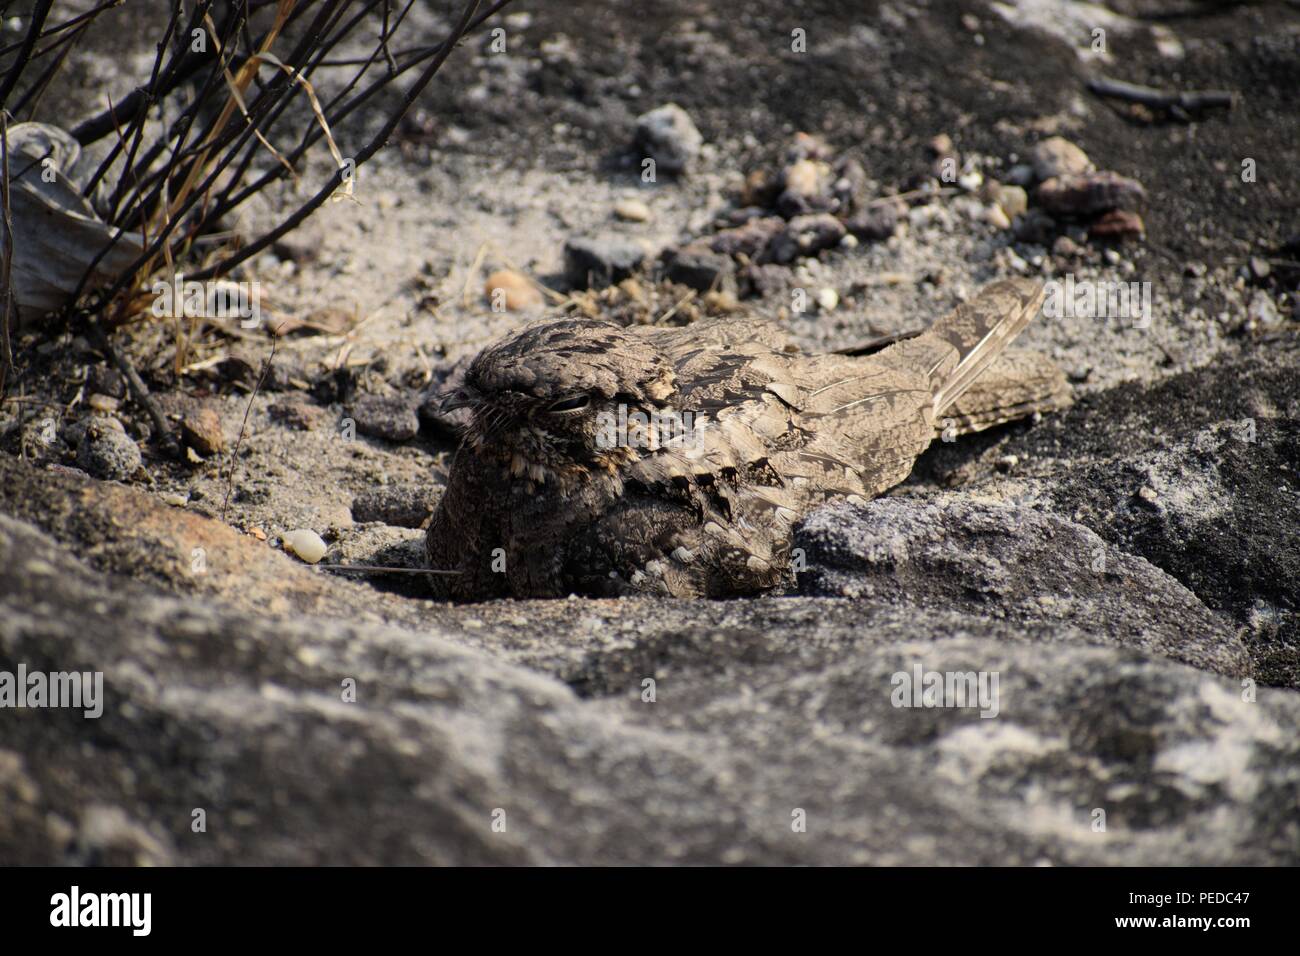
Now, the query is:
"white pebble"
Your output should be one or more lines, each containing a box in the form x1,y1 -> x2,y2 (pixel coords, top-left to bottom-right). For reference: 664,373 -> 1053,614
614,198 -> 651,222
816,287 -> 839,312
282,529 -> 328,564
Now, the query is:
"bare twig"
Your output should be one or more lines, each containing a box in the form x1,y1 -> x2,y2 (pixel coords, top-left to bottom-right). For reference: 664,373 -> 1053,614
188,0 -> 493,281
222,339 -> 276,523
0,0 -> 54,109
319,564 -> 461,575
0,112 -> 13,400
1087,76 -> 1235,114
82,319 -> 180,458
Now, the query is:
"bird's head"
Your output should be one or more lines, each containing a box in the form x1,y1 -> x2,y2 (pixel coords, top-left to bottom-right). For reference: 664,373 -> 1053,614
442,319 -> 678,487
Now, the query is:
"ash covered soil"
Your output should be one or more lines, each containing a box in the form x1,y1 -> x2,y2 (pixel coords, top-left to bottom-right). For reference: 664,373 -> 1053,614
1,0 -> 1298,864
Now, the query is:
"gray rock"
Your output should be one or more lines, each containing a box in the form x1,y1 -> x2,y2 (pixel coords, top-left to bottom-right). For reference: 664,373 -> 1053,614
1,476 -> 1298,865
564,235 -> 646,288
663,243 -> 736,293
351,483 -> 439,528
845,202 -> 898,241
74,419 -> 140,480
86,365 -> 126,399
350,395 -> 419,442
770,213 -> 846,263
795,498 -> 1248,677
633,103 -> 703,175
1248,291 -> 1280,327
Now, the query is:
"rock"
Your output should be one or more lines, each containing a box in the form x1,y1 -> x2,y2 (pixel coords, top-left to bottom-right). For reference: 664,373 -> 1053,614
776,158 -> 839,217
85,365 -> 126,400
1249,256 -> 1271,281
1037,172 -> 1146,218
633,103 -> 703,175
350,395 -> 420,442
795,498 -> 1248,677
74,419 -> 140,481
613,198 -> 651,222
985,204 -> 1012,230
708,216 -> 786,260
1052,235 -> 1082,257
663,244 -> 736,293
1004,163 -> 1035,187
1029,136 -> 1092,181
3,457 -> 1299,865
564,235 -> 647,288
1088,209 -> 1145,240
996,184 -> 1029,219
815,287 -> 839,312
351,484 -> 439,528
1247,291 -> 1280,327
268,399 -> 328,431
832,158 -> 869,215
180,406 -> 225,457
740,168 -> 780,207
844,202 -> 898,241
737,262 -> 789,297
781,158 -> 823,197
928,133 -> 955,157
770,213 -> 846,264
1014,209 -> 1058,245
483,269 -> 542,311
282,528 -> 328,564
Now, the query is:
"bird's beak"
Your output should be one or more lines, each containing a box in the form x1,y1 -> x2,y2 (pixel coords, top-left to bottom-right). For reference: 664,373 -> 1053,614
439,388 -> 476,413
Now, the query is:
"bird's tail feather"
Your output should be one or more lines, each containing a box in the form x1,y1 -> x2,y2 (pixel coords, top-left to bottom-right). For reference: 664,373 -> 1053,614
923,279 -> 1047,415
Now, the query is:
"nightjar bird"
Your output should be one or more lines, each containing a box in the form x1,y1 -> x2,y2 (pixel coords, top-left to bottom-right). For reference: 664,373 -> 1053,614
426,279 -> 1070,600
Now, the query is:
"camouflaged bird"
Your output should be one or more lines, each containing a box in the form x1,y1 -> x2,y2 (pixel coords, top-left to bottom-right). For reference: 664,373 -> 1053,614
426,279 -> 1070,600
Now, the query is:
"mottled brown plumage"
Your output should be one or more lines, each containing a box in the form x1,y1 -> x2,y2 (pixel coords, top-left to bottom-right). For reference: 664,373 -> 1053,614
426,279 -> 1070,600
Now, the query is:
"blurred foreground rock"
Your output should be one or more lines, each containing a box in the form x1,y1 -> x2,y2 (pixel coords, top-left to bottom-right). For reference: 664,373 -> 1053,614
1,455 -> 1297,865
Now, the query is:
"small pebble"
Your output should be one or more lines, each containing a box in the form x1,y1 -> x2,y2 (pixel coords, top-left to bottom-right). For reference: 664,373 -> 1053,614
1004,163 -> 1035,187
997,185 -> 1029,219
815,287 -> 839,312
1029,136 -> 1092,181
181,406 -> 226,457
613,198 -> 651,222
86,365 -> 126,399
985,204 -> 1012,230
1248,292 -> 1280,327
633,103 -> 703,175
483,269 -> 542,310
75,419 -> 141,481
282,529 -> 328,564
782,159 -> 821,197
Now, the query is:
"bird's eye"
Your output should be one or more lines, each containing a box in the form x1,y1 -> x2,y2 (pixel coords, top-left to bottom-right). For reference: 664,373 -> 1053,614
546,394 -> 590,413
